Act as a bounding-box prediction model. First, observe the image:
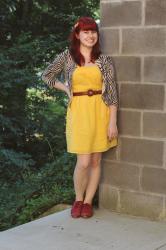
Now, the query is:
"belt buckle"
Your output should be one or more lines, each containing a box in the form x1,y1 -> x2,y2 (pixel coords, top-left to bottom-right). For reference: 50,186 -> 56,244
87,89 -> 94,96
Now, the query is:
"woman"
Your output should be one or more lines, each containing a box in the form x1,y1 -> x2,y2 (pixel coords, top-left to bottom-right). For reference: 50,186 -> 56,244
42,16 -> 119,219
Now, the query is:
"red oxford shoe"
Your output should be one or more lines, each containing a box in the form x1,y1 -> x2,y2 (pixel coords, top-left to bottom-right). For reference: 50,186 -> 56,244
71,200 -> 83,218
81,203 -> 93,218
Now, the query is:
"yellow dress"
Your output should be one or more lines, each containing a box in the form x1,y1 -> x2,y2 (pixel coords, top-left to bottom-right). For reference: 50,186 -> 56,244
65,64 -> 118,154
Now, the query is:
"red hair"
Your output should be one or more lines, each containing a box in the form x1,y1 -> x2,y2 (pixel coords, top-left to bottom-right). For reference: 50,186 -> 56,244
68,17 -> 101,66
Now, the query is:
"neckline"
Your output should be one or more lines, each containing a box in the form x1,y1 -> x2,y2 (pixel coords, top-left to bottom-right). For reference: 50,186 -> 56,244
77,64 -> 97,68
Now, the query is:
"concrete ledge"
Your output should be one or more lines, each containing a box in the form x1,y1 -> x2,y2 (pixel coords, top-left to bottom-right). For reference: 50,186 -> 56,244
1,208 -> 166,250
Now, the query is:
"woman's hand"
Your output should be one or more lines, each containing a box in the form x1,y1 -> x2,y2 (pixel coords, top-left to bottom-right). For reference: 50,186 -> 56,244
65,87 -> 72,99
65,86 -> 73,106
107,122 -> 118,141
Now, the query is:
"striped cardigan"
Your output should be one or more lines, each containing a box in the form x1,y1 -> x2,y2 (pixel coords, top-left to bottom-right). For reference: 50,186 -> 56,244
42,48 -> 119,108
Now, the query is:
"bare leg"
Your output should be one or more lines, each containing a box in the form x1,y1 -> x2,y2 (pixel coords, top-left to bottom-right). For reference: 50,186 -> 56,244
73,154 -> 91,201
83,152 -> 102,204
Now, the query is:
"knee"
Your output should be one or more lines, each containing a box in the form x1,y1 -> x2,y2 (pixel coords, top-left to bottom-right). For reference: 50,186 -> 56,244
77,161 -> 90,170
91,159 -> 101,168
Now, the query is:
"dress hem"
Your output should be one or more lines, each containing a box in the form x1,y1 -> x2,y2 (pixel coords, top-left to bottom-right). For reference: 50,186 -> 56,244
67,144 -> 118,154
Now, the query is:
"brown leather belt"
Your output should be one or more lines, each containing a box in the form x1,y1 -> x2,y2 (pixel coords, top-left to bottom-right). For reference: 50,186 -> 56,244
73,89 -> 102,96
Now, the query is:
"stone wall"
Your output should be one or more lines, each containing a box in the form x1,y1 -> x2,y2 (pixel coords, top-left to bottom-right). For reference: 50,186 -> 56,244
99,0 -> 166,221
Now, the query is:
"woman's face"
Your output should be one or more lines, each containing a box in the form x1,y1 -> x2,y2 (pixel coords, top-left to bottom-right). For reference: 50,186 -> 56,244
76,29 -> 98,48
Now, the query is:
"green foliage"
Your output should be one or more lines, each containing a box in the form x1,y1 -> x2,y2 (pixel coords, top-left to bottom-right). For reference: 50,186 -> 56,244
0,152 -> 76,231
0,148 -> 35,182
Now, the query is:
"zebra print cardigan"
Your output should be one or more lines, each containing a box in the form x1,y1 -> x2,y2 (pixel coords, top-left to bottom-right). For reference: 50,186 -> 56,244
42,48 -> 119,108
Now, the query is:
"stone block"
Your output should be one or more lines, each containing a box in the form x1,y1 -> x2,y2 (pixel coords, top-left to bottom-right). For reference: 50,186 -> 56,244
120,137 -> 164,166
122,28 -> 166,54
142,167 -> 166,194
100,1 -> 141,27
144,56 -> 166,83
99,184 -> 119,211
101,160 -> 140,191
143,112 -> 166,138
120,190 -> 164,220
145,0 -> 166,25
100,28 -> 119,54
118,110 -> 141,136
120,84 -> 164,110
113,56 -> 141,82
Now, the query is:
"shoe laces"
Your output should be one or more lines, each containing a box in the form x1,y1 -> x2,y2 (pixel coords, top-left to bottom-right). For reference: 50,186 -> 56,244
74,201 -> 83,208
82,203 -> 92,210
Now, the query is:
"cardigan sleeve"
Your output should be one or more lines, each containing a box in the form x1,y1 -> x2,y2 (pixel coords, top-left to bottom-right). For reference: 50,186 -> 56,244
41,48 -> 68,88
106,55 -> 119,108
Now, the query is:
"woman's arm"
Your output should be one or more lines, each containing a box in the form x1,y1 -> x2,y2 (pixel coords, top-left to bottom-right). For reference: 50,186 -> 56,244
41,49 -> 69,95
106,56 -> 119,140
107,104 -> 118,141
109,105 -> 117,125
106,55 -> 119,108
